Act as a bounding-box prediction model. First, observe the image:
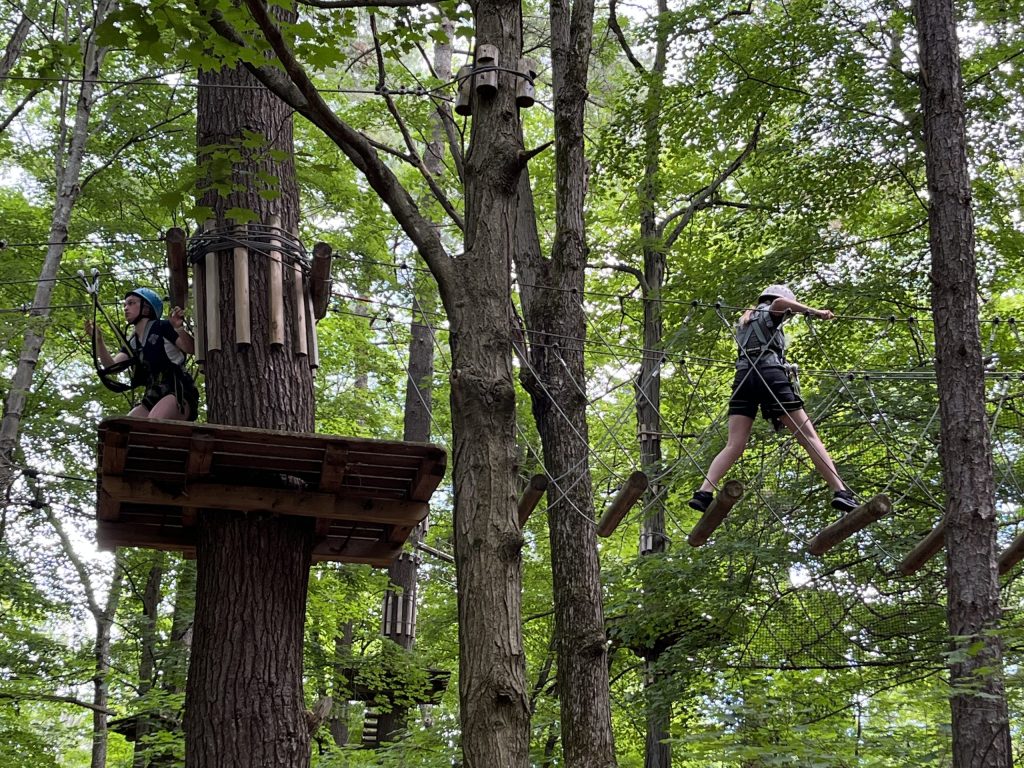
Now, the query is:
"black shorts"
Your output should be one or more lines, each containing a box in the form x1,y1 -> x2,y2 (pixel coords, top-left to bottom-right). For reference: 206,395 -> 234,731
141,373 -> 200,421
728,365 -> 803,423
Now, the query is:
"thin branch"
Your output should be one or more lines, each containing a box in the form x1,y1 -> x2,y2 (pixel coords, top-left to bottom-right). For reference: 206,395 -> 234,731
607,0 -> 644,74
592,261 -> 649,294
80,110 -> 191,190
0,85 -> 41,133
0,690 -> 116,714
369,13 -> 464,230
661,114 -> 762,248
209,0 -> 454,289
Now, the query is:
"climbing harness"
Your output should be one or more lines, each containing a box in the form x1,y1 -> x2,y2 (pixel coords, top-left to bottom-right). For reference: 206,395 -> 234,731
79,269 -> 141,395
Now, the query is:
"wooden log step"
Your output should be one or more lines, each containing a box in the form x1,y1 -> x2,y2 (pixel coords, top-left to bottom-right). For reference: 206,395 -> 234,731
517,474 -> 548,527
807,494 -> 892,556
596,471 -> 649,537
687,480 -> 744,547
898,519 -> 946,575
998,530 -> 1024,575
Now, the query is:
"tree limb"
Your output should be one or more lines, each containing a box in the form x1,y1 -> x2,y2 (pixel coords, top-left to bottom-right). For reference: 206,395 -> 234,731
660,114 -> 762,248
369,13 -> 464,231
298,0 -> 433,7
607,0 -> 644,74
0,690 -> 116,715
210,0 -> 455,290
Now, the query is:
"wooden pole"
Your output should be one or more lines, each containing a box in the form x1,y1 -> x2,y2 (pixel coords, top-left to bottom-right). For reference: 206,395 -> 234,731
517,474 -> 548,527
306,292 -> 319,369
292,230 -> 308,357
997,530 -> 1024,575
203,219 -> 221,353
193,249 -> 206,364
687,480 -> 744,547
898,518 -> 946,575
310,241 -> 333,320
166,228 -> 188,311
807,494 -> 892,556
233,225 -> 251,347
268,214 -> 285,348
596,471 -> 649,537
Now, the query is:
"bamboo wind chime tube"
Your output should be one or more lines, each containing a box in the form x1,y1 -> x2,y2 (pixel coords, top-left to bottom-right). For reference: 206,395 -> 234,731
292,229 -> 308,357
203,219 -> 221,353
268,214 -> 285,348
233,225 -> 251,346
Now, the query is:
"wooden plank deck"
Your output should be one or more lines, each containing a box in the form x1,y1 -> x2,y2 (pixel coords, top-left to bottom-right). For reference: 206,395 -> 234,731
95,417 -> 447,567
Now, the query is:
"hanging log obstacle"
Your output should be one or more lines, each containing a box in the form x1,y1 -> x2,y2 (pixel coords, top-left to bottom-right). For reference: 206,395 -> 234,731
687,479 -> 744,547
807,493 -> 892,556
517,473 -> 548,527
596,471 -> 649,537
95,417 -> 446,567
898,519 -> 946,575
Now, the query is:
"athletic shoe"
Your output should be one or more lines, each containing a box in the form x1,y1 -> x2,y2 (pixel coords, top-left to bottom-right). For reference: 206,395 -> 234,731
688,490 -> 714,513
831,489 -> 858,513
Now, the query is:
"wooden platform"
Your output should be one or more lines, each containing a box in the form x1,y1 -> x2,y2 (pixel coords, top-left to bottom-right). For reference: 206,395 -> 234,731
95,417 -> 446,567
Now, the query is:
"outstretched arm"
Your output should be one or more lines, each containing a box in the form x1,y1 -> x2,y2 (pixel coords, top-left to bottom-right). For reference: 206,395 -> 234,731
85,319 -> 129,368
768,297 -> 834,320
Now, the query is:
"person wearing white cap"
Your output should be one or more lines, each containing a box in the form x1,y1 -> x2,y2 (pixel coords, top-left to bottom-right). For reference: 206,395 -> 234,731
688,285 -> 858,515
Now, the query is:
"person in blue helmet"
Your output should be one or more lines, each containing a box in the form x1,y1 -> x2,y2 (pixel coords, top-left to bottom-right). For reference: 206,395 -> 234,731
689,284 -> 858,514
85,287 -> 199,421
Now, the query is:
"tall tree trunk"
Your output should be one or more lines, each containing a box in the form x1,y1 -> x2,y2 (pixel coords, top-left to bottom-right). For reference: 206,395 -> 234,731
914,0 -> 1012,765
0,0 -> 115,495
0,13 -> 32,84
636,2 -> 671,764
91,551 -> 125,768
513,0 -> 615,760
183,50 -> 316,766
133,553 -> 166,768
376,25 -> 447,745
448,3 -> 530,763
205,1 -> 531,760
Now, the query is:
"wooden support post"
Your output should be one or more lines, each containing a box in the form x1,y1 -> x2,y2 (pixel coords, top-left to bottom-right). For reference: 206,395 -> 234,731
310,241 -> 333,320
807,494 -> 892,556
474,44 -> 499,96
454,65 -> 473,116
517,474 -> 548,527
233,226 -> 251,346
166,228 -> 188,311
268,214 -> 285,348
515,58 -> 537,108
898,519 -> 946,575
186,434 -> 215,480
687,480 -> 744,547
596,471 -> 649,537
203,219 -> 221,353
318,444 -> 347,493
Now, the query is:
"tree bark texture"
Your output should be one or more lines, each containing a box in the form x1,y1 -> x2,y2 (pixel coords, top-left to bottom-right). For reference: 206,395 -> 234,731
914,0 -> 1012,764
185,47 -> 315,767
513,0 -> 616,754
447,2 -> 530,762
0,0 -> 114,494
184,514 -> 314,767
203,2 -> 531,762
91,550 -> 124,768
133,554 -> 166,768
637,2 -> 671,764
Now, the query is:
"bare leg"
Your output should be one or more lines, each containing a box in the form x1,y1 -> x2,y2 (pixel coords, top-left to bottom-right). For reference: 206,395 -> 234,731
147,394 -> 190,421
779,409 -> 845,491
128,404 -> 151,417
699,414 -> 754,492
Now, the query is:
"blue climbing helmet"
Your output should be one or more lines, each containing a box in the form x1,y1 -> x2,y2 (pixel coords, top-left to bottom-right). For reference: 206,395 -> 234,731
125,287 -> 163,320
